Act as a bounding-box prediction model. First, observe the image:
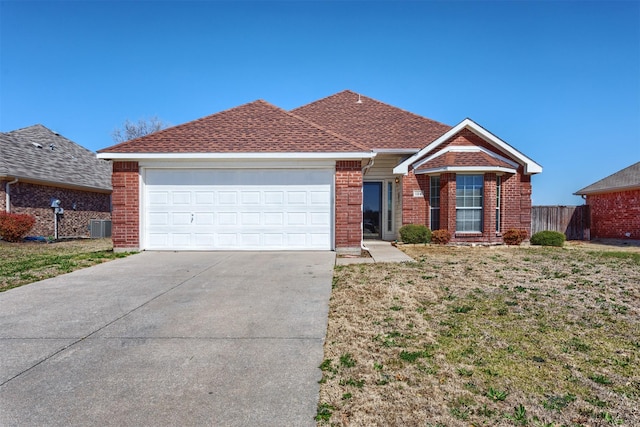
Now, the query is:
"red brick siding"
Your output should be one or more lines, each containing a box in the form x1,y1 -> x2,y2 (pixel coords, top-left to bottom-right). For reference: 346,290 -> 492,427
402,169 -> 533,244
335,161 -> 362,253
0,180 -> 110,237
401,171 -> 429,226
501,169 -> 531,232
111,161 -> 140,249
587,189 -> 640,239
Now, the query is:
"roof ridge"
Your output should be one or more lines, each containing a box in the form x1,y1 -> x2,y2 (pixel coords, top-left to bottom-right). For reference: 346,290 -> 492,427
291,89 -> 354,112
292,90 -> 451,129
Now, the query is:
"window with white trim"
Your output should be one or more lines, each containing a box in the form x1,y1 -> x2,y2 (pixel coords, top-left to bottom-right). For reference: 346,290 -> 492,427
456,175 -> 483,232
430,176 -> 440,230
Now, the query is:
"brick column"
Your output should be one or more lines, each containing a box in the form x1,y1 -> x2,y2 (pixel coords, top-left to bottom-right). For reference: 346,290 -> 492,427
111,161 -> 139,251
483,173 -> 498,242
401,171 -> 428,226
440,173 -> 456,231
335,161 -> 362,255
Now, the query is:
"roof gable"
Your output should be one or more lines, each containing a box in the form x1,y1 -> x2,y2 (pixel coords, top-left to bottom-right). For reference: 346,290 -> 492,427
292,90 -> 451,151
575,161 -> 640,195
99,100 -> 370,155
1,125 -> 112,191
413,146 -> 518,175
394,118 -> 543,175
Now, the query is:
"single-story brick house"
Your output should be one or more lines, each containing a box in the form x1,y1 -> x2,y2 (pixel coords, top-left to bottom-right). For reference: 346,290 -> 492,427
575,161 -> 640,240
97,90 -> 541,253
1,124 -> 112,238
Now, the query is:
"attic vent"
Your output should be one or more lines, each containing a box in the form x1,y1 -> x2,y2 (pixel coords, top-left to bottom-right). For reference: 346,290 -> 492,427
32,142 -> 43,149
49,143 -> 56,151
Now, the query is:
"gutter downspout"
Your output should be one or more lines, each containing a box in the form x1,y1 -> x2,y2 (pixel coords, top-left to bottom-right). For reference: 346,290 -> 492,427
5,178 -> 18,213
360,158 -> 375,251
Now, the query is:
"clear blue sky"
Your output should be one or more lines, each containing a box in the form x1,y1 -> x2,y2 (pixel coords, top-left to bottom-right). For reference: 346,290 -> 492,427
1,0 -> 639,205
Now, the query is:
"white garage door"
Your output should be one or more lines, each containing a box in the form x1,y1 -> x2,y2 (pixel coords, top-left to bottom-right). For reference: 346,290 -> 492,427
143,168 -> 333,250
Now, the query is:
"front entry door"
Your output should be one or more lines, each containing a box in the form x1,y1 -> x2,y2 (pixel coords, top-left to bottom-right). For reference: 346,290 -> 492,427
363,182 -> 382,239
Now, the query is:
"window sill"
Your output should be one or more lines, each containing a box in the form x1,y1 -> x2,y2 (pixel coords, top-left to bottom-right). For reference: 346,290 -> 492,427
455,232 -> 483,237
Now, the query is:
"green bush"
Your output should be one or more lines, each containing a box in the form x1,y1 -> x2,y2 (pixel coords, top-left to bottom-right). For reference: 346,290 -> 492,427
399,224 -> 431,244
503,228 -> 528,245
0,212 -> 36,242
530,230 -> 566,247
431,229 -> 452,245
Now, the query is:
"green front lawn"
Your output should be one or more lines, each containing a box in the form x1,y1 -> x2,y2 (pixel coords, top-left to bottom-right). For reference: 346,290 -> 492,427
0,238 -> 132,291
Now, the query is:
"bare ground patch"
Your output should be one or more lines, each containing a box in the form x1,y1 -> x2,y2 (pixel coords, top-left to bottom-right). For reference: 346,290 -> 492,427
319,244 -> 639,426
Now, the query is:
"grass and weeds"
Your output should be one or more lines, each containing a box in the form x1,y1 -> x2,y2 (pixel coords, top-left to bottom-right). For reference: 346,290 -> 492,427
318,243 -> 639,426
0,238 -> 132,291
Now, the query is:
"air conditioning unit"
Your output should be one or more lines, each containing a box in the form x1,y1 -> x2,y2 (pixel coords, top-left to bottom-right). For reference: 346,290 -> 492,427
89,220 -> 112,238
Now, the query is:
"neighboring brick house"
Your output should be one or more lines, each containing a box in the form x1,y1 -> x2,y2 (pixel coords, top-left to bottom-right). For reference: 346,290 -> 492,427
98,90 -> 541,253
575,161 -> 640,240
1,125 -> 112,238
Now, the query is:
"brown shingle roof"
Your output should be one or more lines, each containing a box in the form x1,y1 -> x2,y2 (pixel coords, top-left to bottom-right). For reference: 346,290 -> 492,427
292,90 -> 451,151
415,150 -> 516,172
575,161 -> 640,195
99,100 -> 369,154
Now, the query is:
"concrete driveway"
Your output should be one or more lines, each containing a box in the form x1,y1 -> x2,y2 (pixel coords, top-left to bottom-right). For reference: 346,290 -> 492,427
0,251 -> 335,426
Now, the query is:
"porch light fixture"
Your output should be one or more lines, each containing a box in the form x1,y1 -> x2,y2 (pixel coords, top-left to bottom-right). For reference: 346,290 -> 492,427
395,177 -> 400,184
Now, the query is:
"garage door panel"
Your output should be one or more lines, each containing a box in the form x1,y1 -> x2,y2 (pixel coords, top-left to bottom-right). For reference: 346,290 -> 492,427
172,212 -> 192,225
195,192 -> 214,204
172,192 -> 191,204
218,212 -> 238,226
144,169 -> 332,250
288,192 -> 307,204
195,213 -> 214,225
219,192 -> 237,204
264,212 -> 284,225
265,191 -> 284,204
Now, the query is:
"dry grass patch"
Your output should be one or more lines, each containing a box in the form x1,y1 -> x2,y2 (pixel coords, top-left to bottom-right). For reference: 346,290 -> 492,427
319,244 -> 639,426
0,238 -> 132,291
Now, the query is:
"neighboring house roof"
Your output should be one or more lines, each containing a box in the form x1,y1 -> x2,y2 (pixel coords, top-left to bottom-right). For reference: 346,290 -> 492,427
98,100 -> 371,158
575,161 -> 640,195
394,118 -> 543,175
0,124 -> 112,192
291,90 -> 451,151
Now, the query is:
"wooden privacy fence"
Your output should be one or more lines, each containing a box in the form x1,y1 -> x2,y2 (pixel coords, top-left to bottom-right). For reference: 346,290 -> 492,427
531,205 -> 590,240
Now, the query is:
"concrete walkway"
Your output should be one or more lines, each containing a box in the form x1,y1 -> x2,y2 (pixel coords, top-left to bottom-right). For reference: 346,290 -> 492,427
0,251 -> 335,427
336,240 -> 414,265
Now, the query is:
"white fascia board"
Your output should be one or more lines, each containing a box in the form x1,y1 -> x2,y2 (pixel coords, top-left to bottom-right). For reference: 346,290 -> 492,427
97,152 -> 375,161
139,159 -> 338,169
393,118 -> 542,175
414,166 -> 516,175
372,148 -> 420,154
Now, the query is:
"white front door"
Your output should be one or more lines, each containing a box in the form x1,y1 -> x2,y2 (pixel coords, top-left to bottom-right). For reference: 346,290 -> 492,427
143,168 -> 333,250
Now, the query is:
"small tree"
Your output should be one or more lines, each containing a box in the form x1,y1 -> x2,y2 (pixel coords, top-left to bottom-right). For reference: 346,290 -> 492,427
0,212 -> 36,242
111,116 -> 168,143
